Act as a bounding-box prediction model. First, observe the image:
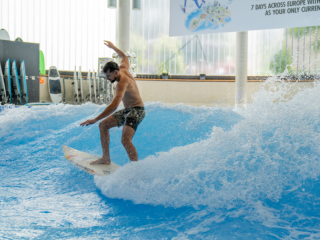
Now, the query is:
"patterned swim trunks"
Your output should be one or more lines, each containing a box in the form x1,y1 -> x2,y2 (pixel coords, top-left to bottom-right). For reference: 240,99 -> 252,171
112,106 -> 146,131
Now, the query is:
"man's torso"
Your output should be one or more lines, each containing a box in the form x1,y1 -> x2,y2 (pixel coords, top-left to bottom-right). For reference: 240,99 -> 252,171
119,68 -> 144,109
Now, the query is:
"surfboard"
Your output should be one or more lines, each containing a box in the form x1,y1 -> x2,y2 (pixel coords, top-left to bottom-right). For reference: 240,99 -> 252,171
12,60 -> 22,104
39,50 -> 46,75
78,67 -> 84,103
95,72 -> 101,104
86,70 -> 92,102
25,102 -> 57,106
63,145 -> 121,176
106,81 -> 112,104
0,29 -> 10,40
62,77 -> 66,104
0,64 -> 7,104
48,66 -> 62,103
73,66 -> 79,104
15,37 -> 23,42
92,70 -> 96,103
19,60 -> 28,104
93,71 -> 98,104
100,78 -> 105,104
4,59 -> 12,103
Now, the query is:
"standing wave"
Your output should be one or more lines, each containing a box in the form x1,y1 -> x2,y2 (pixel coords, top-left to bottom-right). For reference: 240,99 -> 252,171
95,78 -> 320,210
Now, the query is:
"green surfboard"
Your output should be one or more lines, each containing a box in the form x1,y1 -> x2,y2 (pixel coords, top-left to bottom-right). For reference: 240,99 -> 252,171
39,50 -> 46,75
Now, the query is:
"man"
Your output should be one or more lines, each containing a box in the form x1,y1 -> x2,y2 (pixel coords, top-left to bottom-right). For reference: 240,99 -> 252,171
80,40 -> 145,165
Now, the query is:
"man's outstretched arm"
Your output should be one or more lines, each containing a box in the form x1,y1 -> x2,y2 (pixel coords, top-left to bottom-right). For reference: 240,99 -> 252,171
104,40 -> 130,69
80,81 -> 128,126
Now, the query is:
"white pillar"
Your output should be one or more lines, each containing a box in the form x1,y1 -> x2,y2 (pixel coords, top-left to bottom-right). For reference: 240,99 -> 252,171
235,31 -> 248,108
118,0 -> 131,53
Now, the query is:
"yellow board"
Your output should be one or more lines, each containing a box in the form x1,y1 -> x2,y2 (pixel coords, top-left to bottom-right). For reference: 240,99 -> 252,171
63,145 -> 121,176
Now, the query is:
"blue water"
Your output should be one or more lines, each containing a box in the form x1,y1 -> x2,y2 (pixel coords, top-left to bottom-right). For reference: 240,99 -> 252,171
1,78 -> 320,239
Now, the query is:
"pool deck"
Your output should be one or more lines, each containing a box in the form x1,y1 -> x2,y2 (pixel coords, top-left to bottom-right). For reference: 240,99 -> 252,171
37,75 -> 317,107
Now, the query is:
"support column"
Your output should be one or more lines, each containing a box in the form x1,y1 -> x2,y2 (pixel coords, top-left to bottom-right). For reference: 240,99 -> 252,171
235,31 -> 248,108
118,0 -> 131,53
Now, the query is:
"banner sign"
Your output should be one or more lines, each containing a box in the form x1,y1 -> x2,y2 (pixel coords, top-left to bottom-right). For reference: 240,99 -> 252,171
169,0 -> 320,37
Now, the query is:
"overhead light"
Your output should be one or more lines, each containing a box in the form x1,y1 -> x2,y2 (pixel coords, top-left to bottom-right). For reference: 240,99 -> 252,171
108,0 -> 117,9
132,0 -> 141,10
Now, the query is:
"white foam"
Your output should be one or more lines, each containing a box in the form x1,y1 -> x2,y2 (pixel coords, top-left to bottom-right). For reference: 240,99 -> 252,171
95,78 -> 320,209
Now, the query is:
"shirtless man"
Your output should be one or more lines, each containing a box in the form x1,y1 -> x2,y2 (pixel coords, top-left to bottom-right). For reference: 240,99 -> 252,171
80,40 -> 145,165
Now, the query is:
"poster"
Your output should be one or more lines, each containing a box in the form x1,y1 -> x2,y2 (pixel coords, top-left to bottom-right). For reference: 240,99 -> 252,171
170,0 -> 320,36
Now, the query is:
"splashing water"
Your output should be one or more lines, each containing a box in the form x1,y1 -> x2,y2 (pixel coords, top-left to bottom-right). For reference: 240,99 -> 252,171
1,77 -> 320,239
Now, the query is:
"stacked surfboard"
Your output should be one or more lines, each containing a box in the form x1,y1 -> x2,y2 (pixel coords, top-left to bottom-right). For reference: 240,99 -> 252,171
0,59 -> 28,105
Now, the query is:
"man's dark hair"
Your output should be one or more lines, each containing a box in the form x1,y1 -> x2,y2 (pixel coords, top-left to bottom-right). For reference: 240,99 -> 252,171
102,61 -> 119,73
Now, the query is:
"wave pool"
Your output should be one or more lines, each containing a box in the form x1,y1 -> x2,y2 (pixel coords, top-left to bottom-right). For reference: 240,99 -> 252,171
1,78 -> 320,239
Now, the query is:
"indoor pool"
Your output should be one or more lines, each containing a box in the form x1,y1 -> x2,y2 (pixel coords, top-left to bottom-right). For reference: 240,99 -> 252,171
1,77 -> 320,239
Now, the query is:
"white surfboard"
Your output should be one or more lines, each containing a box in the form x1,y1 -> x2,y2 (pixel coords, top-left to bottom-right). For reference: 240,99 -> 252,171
0,29 -> 10,40
48,66 -> 62,103
93,71 -> 98,104
78,67 -> 83,103
73,66 -> 79,104
63,145 -> 121,176
12,60 -> 22,104
95,72 -> 100,104
107,81 -> 112,104
86,70 -> 92,102
0,64 -> 7,104
92,70 -> 96,103
19,60 -> 28,104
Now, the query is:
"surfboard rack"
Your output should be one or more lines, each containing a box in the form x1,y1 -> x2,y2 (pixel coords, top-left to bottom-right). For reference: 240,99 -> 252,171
61,73 -> 113,105
1,61 -> 114,106
68,67 -> 114,105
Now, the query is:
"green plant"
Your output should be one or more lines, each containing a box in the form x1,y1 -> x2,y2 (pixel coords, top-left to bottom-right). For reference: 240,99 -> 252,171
289,26 -> 320,38
289,26 -> 320,52
270,46 -> 292,74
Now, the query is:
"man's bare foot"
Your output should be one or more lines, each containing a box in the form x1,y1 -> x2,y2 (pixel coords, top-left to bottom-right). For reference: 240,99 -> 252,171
90,157 -> 111,165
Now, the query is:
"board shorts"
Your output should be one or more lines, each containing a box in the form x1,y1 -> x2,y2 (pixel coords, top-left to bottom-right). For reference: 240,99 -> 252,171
112,106 -> 146,131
